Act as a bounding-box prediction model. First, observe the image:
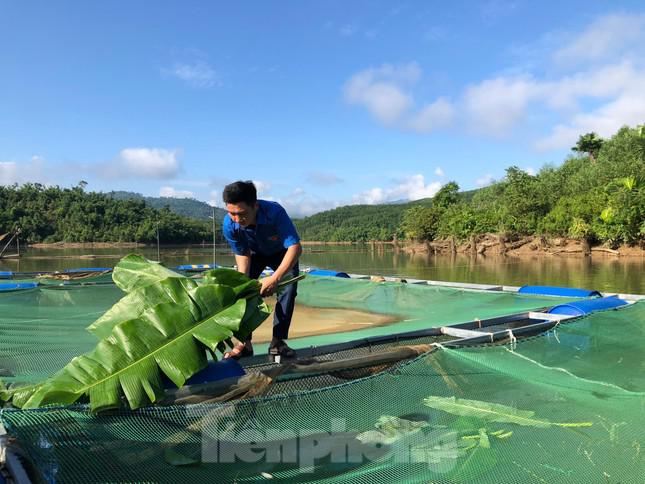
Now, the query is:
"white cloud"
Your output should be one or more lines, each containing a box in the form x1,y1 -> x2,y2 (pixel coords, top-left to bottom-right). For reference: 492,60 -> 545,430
343,13 -> 645,149
165,61 -> 218,88
463,76 -> 543,137
0,162 -> 19,185
253,180 -> 271,195
159,186 -> 194,198
353,174 -> 442,204
544,61 -> 643,110
434,167 -> 444,177
524,167 -> 536,176
113,148 -> 181,179
305,170 -> 343,186
553,14 -> 645,66
280,198 -> 341,218
475,174 -> 494,187
343,63 -> 420,124
291,187 -> 305,197
536,89 -> 645,151
261,187 -> 341,218
208,190 -> 221,208
408,98 -> 456,133
458,26 -> 645,141
0,155 -> 49,185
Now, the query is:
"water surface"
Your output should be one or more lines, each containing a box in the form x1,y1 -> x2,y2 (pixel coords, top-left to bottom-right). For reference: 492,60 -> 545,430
1,244 -> 643,294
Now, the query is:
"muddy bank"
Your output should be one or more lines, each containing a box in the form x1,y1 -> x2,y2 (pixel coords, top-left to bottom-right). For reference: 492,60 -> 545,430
404,234 -> 645,258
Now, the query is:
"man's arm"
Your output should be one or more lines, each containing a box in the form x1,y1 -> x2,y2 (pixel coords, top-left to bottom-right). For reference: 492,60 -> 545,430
260,243 -> 302,296
235,253 -> 251,277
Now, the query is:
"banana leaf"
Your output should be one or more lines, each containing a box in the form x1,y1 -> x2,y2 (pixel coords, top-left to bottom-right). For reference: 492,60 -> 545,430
87,259 -> 265,338
87,277 -> 201,338
112,253 -> 183,293
423,396 -> 592,428
3,255 -> 272,412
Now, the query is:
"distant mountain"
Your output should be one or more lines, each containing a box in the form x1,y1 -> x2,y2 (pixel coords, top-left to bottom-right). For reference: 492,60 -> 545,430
293,197 -> 435,241
108,191 -> 227,221
293,187 -> 483,242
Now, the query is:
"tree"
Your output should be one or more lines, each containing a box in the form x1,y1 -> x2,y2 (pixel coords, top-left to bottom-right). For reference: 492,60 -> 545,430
400,206 -> 440,241
432,182 -> 460,209
572,132 -> 604,162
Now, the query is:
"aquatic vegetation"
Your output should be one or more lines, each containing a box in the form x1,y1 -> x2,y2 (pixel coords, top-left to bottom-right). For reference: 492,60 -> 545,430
423,396 -> 593,428
356,415 -> 430,445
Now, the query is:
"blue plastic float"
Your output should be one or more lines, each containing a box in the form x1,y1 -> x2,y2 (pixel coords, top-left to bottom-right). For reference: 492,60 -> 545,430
308,269 -> 350,278
175,264 -> 218,271
0,282 -> 39,292
162,358 -> 245,388
518,285 -> 602,297
547,296 -> 628,316
64,267 -> 111,273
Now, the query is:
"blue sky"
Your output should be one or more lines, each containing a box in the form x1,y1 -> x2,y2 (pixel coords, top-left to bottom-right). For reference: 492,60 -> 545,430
1,1 -> 644,217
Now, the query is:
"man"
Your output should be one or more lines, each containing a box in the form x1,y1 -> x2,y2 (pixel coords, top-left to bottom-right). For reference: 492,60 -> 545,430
222,180 -> 302,359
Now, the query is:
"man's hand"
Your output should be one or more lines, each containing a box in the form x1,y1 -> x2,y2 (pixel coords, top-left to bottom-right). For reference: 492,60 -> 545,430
260,275 -> 279,297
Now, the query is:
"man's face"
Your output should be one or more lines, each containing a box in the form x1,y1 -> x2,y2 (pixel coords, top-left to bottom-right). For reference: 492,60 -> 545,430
226,201 -> 258,227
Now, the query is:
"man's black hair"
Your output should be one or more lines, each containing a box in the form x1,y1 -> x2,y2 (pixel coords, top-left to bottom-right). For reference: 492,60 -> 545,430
222,180 -> 258,205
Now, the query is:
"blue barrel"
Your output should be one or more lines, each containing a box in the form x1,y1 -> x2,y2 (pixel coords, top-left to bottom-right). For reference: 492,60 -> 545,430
0,282 -> 39,292
548,296 -> 628,316
64,267 -> 111,273
0,271 -> 13,279
162,358 -> 245,388
518,285 -> 601,297
308,269 -> 350,278
175,264 -> 218,271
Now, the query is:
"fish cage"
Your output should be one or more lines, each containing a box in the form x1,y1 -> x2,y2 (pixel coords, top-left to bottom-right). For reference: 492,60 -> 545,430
0,258 -> 643,483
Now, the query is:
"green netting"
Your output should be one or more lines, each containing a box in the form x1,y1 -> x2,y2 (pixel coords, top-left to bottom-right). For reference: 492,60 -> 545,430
286,276 -> 581,347
0,278 -> 579,385
2,297 -> 643,483
0,286 -> 123,384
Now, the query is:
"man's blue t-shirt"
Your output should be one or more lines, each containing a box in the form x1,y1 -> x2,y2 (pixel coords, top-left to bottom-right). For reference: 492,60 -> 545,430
222,200 -> 300,256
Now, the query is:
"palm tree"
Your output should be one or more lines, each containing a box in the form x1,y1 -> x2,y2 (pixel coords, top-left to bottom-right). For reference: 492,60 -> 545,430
572,132 -> 604,162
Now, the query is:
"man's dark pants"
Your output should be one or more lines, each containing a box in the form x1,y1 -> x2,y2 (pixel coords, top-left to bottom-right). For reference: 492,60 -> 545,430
247,249 -> 298,341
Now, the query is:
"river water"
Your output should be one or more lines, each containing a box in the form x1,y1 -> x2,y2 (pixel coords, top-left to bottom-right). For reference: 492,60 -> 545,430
1,244 -> 643,294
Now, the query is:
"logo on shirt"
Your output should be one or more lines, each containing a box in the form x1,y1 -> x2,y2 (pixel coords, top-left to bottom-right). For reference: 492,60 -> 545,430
268,235 -> 280,241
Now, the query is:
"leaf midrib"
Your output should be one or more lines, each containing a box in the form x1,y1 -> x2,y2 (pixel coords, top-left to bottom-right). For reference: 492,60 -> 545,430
70,298 -> 244,397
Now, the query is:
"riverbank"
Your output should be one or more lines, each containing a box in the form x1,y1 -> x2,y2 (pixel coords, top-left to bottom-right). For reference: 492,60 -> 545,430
29,242 -> 146,249
403,234 -> 645,257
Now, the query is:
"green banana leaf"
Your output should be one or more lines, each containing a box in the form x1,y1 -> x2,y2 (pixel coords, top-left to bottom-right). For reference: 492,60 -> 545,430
3,255 -> 272,412
87,260 -> 266,338
423,396 -> 592,428
112,253 -> 183,293
87,277 -> 200,338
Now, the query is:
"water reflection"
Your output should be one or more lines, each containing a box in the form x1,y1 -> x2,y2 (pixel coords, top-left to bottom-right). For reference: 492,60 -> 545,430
1,244 -> 643,294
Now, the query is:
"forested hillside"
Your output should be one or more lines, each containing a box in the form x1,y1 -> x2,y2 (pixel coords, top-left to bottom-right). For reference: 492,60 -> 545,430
108,191 -> 226,221
0,184 -> 213,243
400,125 -> 644,247
1,126 -> 641,246
294,125 -> 643,246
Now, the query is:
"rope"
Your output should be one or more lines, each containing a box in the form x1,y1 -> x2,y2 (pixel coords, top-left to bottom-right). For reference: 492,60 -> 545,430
506,329 -> 517,351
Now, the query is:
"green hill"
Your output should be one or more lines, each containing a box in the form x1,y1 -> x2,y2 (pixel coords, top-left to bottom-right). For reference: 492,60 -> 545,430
294,123 -> 644,247
108,191 -> 227,221
293,198 -> 434,242
0,185 -> 212,244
